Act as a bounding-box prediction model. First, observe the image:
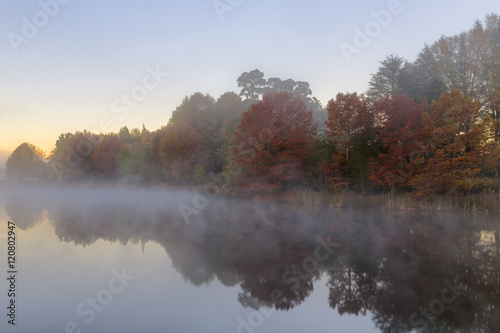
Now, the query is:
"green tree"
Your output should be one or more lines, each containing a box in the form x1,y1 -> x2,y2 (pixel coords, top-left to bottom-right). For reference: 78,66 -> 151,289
168,91 -> 246,175
237,69 -> 267,102
168,93 -> 219,172
115,127 -> 151,184
48,131 -> 101,182
484,14 -> 500,141
399,46 -> 446,105
367,54 -> 405,100
432,21 -> 491,101
307,138 -> 337,191
215,92 -> 246,169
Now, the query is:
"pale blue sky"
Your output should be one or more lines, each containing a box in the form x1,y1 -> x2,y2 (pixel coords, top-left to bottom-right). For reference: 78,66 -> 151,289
1,0 -> 499,160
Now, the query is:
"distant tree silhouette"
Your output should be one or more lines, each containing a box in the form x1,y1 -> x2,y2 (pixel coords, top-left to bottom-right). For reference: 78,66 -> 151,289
367,54 -> 405,100
6,142 -> 46,181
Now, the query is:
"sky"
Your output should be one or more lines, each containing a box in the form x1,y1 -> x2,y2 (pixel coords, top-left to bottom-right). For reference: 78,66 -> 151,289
1,0 -> 499,164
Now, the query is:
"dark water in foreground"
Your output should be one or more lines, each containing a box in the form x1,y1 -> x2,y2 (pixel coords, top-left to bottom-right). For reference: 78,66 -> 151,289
0,185 -> 499,333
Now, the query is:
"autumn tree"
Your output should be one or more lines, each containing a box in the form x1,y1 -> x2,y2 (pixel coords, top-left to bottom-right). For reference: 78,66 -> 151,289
6,143 -> 46,181
231,92 -> 316,191
368,94 -> 426,191
159,120 -> 202,183
324,92 -> 374,190
478,118 -> 500,178
429,15 -> 500,144
409,89 -> 487,196
264,78 -> 325,134
92,134 -> 123,179
326,93 -> 373,159
238,70 -> 326,134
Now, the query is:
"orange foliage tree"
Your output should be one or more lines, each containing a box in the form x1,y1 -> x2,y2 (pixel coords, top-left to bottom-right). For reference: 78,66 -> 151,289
409,89 -> 487,196
324,92 -> 373,191
368,94 -> 426,191
231,92 -> 317,191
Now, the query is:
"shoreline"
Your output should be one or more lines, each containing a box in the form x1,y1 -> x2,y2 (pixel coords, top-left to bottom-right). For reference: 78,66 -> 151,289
1,181 -> 499,215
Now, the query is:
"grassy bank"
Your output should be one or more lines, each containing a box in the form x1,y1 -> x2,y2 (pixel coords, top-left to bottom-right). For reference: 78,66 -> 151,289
245,189 -> 500,214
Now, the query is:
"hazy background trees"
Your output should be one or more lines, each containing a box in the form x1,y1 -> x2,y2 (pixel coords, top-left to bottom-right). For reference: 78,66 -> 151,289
5,142 -> 46,181
367,14 -> 500,140
237,69 -> 327,134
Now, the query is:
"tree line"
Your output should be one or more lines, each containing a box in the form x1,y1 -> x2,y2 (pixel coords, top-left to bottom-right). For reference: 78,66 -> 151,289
5,14 -> 500,197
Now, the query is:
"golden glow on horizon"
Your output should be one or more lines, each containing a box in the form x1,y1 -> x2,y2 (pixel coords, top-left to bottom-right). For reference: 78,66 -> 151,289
0,107 -> 170,162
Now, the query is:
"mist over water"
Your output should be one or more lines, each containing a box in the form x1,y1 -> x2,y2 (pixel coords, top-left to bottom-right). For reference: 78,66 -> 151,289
0,184 -> 499,332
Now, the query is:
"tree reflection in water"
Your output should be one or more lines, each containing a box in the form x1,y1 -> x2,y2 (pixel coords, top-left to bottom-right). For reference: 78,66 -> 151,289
4,187 -> 500,332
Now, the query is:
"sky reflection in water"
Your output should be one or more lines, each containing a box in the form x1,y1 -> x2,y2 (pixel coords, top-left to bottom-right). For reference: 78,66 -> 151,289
0,185 -> 499,333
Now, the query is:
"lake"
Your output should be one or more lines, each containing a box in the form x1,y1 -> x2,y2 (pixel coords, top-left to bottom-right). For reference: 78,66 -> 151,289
0,185 -> 499,332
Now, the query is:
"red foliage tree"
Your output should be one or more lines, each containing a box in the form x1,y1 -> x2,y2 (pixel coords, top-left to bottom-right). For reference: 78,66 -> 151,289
368,94 -> 426,191
92,134 -> 123,178
231,92 -> 317,191
326,92 -> 373,159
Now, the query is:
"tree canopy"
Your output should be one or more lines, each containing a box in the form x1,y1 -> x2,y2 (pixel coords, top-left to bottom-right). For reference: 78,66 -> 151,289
231,92 -> 316,191
6,143 -> 46,181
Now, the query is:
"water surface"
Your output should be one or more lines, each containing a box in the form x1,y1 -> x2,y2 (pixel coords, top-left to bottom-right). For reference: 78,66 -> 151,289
0,185 -> 499,332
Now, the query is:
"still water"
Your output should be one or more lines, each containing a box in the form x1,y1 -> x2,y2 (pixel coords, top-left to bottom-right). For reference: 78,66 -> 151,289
0,185 -> 499,333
